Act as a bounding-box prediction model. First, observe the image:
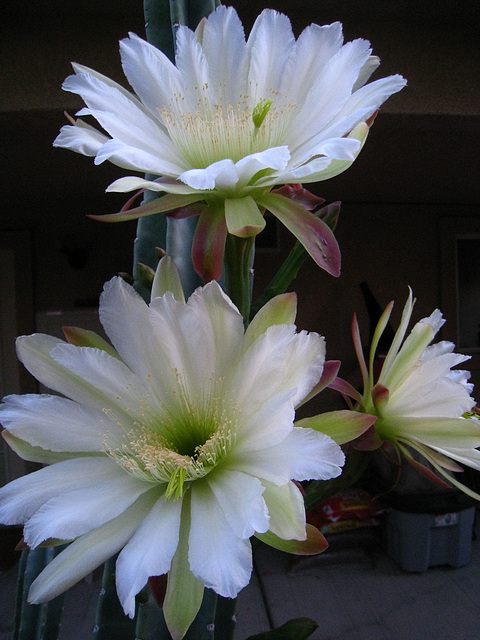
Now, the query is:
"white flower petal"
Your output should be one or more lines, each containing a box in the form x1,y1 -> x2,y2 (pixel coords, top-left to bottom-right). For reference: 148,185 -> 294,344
50,344 -> 152,424
149,281 -> 244,401
262,481 -> 306,540
120,32 -> 184,116
175,27 -> 212,113
206,470 -> 269,538
179,159 -> 238,190
189,481 -> 252,598
280,22 -> 344,105
235,391 -> 295,451
0,458 -> 121,525
235,146 -> 290,183
94,138 -> 185,176
281,428 -> 345,481
246,9 -> 295,105
24,473 -> 152,547
98,277 -> 166,387
0,394 -> 106,452
28,490 -> 159,609
53,123 -> 107,157
289,38 -> 372,149
115,494 -> 183,617
15,334 -> 118,410
201,6 -> 248,106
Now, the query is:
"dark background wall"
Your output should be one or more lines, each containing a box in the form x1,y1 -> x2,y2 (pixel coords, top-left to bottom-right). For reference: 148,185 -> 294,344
1,0 -> 479,406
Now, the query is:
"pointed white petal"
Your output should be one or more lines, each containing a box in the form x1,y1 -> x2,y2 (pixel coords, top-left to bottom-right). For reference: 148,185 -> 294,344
0,394 -> 106,452
98,277 -> 166,387
115,493 -> 183,617
189,481 -> 252,598
175,26 -> 212,113
15,334 -> 122,412
53,124 -> 108,156
262,481 -> 306,540
24,472 -> 151,547
229,324 -> 298,411
0,458 -> 121,525
201,6 -> 248,106
280,22 -> 344,105
120,32 -> 183,115
179,158 -> 238,190
106,176 -> 202,195
280,428 -> 345,481
50,344 -> 152,426
235,391 -> 295,451
94,137 -> 185,176
236,146 -> 290,185
289,38 -> 372,148
206,470 -> 269,538
246,9 -> 295,105
149,281 -> 244,402
28,490 -> 159,608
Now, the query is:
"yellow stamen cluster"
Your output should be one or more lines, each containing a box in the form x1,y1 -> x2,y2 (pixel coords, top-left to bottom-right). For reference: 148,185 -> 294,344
103,382 -> 237,500
159,84 -> 296,169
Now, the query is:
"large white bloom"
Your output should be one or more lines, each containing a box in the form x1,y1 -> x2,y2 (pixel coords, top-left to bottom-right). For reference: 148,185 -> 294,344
0,259 -> 344,639
338,289 -> 480,498
54,6 -> 406,279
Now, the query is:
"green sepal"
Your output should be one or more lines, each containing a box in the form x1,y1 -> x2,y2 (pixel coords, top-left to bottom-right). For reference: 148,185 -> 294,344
225,196 -> 266,238
254,524 -> 328,555
295,410 -> 377,445
244,292 -> 297,350
61,327 -> 119,359
151,256 -> 186,303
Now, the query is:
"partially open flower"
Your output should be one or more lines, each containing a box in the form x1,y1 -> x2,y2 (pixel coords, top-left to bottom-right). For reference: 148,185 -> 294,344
54,6 -> 406,280
0,257 -> 344,639
334,289 -> 480,499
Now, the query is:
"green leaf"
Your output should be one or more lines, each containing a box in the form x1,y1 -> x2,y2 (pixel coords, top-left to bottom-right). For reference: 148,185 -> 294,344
246,617 -> 319,640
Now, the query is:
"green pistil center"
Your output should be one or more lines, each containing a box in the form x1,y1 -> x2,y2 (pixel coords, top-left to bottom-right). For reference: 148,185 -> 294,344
252,99 -> 273,129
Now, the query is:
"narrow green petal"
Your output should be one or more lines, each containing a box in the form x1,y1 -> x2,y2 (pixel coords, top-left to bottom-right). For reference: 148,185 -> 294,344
151,256 -> 186,303
224,196 -> 266,238
258,192 -> 340,277
62,327 -> 119,358
243,292 -> 297,350
296,360 -> 341,409
368,301 -> 394,386
381,416 -> 480,448
296,410 -> 377,445
379,288 -> 414,380
262,482 -> 306,541
255,523 -> 328,555
192,205 -> 227,282
163,492 -> 204,640
402,442 -> 480,501
89,193 -> 204,222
